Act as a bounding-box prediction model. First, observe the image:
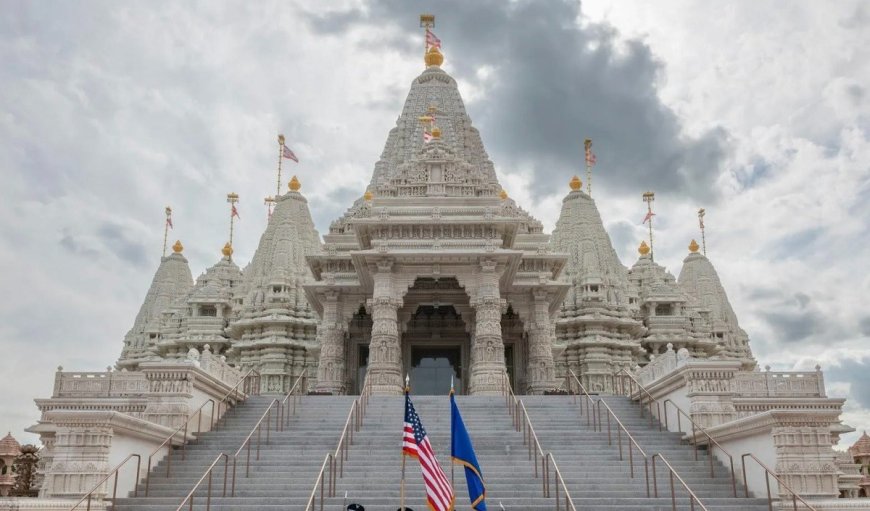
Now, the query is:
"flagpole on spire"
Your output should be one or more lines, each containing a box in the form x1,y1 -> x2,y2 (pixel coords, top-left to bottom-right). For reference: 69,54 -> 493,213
162,206 -> 173,257
584,138 -> 594,196
227,192 -> 239,257
643,191 -> 656,263
276,134 -> 285,196
420,14 -> 435,56
698,208 -> 707,256
264,196 -> 276,221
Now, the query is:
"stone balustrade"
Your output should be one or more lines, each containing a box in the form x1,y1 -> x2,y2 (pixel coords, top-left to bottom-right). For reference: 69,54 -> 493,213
732,366 -> 825,397
52,369 -> 149,398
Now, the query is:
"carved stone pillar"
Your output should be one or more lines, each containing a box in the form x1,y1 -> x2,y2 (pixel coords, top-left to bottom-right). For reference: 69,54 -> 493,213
526,289 -> 556,394
315,290 -> 346,394
366,260 -> 403,395
469,260 -> 506,395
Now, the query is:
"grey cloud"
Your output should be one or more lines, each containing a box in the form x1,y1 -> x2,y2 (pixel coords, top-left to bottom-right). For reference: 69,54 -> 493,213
859,316 -> 870,337
304,0 -> 730,202
760,310 -> 825,342
96,223 -> 149,268
829,358 -> 870,409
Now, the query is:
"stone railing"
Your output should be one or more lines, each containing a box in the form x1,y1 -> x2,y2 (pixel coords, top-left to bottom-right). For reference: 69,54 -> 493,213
635,344 -> 683,385
198,345 -> 242,386
52,368 -> 149,398
731,365 -> 825,398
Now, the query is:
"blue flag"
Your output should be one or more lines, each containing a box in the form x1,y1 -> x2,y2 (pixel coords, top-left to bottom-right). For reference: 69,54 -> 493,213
451,391 -> 487,510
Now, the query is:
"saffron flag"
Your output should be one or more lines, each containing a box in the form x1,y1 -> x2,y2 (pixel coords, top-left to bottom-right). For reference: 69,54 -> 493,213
642,211 -> 655,224
282,145 -> 299,163
231,204 -> 240,219
423,131 -> 433,143
451,391 -> 486,510
426,29 -> 441,49
404,390 -> 455,511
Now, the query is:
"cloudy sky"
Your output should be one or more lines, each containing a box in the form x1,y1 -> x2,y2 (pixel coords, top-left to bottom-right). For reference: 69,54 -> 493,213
1,0 -> 868,447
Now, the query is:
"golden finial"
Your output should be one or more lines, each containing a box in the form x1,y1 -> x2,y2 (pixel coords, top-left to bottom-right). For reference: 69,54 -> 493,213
499,189 -> 509,200
689,239 -> 700,253
431,126 -> 442,138
172,240 -> 183,253
428,105 -> 437,113
425,46 -> 444,67
363,190 -> 374,201
222,242 -> 233,257
569,175 -> 582,191
638,240 -> 650,256
289,175 -> 301,191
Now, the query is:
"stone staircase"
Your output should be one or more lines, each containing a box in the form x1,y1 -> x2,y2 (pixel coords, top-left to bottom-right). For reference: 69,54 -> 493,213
523,394 -> 771,510
111,393 -> 775,510
323,395 -> 555,510
112,394 -> 357,510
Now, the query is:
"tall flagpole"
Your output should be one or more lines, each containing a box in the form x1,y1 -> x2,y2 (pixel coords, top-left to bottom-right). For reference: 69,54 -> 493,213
276,134 -> 285,196
162,206 -> 172,257
401,374 -> 410,511
227,192 -> 239,255
420,14 -> 435,55
698,208 -> 707,256
585,138 -> 593,196
643,191 -> 655,263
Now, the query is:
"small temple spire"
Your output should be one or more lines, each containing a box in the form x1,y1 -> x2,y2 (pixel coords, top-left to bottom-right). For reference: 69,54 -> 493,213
698,208 -> 707,256
689,239 -> 700,253
162,206 -> 173,257
172,240 -> 184,253
569,175 -> 582,191
289,175 -> 301,192
642,191 -> 656,262
420,14 -> 443,68
226,192 -> 239,258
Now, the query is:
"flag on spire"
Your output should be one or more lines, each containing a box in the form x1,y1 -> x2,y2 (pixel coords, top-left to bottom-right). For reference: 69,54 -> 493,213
423,131 -> 434,143
451,390 -> 487,510
282,145 -> 299,163
426,28 -> 441,49
642,210 -> 655,224
231,204 -> 240,219
404,389 -> 455,511
166,217 -> 173,229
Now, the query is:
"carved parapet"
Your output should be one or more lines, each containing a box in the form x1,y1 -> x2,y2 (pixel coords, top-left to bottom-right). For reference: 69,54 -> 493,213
52,370 -> 149,399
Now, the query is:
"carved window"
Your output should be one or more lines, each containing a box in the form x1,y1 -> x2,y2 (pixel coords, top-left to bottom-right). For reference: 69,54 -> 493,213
655,303 -> 673,316
200,305 -> 217,317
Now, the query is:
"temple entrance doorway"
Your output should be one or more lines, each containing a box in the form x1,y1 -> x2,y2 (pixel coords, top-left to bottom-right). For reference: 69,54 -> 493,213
410,346 -> 462,395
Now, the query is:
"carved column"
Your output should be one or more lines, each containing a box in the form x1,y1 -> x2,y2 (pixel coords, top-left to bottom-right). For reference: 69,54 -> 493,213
469,259 -> 506,395
526,288 -> 556,394
315,290 -> 346,394
366,260 -> 404,395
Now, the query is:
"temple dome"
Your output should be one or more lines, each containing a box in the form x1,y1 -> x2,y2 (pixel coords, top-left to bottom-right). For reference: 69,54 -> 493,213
118,250 -> 194,369
678,251 -> 755,365
0,432 -> 20,457
851,431 -> 870,457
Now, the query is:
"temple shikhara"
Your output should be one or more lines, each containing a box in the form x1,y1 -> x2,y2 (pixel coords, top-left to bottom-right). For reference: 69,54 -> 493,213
13,17 -> 869,511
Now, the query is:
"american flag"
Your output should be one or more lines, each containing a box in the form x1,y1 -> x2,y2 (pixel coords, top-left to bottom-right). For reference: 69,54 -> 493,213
282,145 -> 299,163
403,392 -> 455,511
426,29 -> 441,49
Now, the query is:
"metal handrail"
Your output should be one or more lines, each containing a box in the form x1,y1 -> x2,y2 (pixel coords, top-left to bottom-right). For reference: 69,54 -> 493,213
502,373 -> 576,506
70,454 -> 141,510
651,453 -> 710,511
565,370 -> 600,428
545,452 -> 577,511
144,398 -> 215,496
616,368 -> 738,498
305,453 -> 335,511
279,369 -> 308,428
304,373 -> 372,510
144,367 -> 259,496
741,453 -> 818,511
568,370 -> 650,494
230,398 -> 281,495
613,369 -> 662,429
216,368 -> 261,418
174,453 -> 229,511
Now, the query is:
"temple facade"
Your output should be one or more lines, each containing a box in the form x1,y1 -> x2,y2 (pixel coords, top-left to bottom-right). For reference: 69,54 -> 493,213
114,44 -> 761,398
